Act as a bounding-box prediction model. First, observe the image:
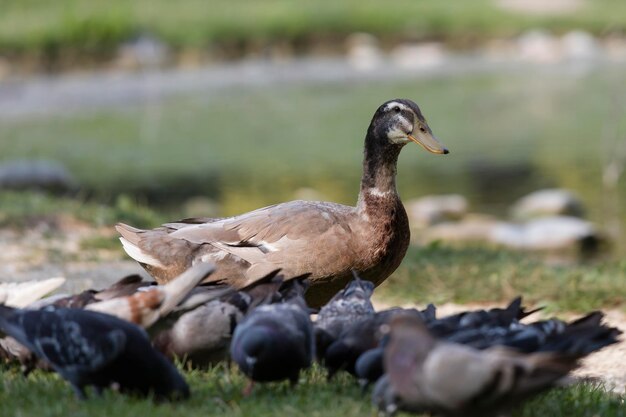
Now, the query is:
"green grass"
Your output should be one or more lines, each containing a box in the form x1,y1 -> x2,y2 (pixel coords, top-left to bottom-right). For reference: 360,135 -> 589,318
0,365 -> 623,417
2,0 -> 626,60
379,245 -> 626,313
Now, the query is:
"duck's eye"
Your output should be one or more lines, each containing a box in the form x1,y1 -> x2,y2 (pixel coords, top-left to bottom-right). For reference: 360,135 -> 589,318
393,106 -> 401,113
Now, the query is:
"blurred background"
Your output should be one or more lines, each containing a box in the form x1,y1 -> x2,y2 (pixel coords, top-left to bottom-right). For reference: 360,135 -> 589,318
1,0 -> 625,298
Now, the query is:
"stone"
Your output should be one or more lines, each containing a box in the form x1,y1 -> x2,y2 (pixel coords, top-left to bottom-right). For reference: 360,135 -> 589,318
489,216 -> 602,253
418,214 -> 500,245
346,33 -> 383,71
390,42 -> 446,69
116,34 -> 169,70
561,31 -> 599,60
517,30 -> 562,63
181,197 -> 220,219
0,159 -> 77,192
511,188 -> 585,220
406,194 -> 469,228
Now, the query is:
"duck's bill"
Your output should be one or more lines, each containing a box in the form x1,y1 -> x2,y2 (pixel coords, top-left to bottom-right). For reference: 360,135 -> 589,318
407,132 -> 449,155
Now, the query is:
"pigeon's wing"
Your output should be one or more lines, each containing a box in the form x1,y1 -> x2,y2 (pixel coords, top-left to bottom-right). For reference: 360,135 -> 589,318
34,322 -> 127,373
5,309 -> 128,373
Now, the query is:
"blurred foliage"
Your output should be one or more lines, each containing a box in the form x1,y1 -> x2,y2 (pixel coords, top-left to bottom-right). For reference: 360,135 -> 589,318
0,191 -> 166,229
1,0 -> 626,59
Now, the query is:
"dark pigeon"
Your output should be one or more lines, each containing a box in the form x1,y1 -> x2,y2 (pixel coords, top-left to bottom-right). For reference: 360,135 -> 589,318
230,278 -> 314,390
354,346 -> 385,390
323,307 -> 431,379
314,272 -> 375,360
0,305 -> 189,400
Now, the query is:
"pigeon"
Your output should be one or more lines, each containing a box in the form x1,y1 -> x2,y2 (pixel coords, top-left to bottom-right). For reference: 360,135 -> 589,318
230,278 -> 314,392
376,312 -> 620,417
314,272 -> 375,360
323,307 -> 431,379
1,264 -> 223,373
152,271 -> 284,367
357,299 -> 614,389
0,277 -> 66,308
48,274 -> 147,309
86,262 -> 219,330
0,305 -> 189,400
354,345 -> 385,391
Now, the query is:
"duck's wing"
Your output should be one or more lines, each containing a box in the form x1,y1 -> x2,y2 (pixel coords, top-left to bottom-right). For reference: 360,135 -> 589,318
170,200 -> 354,246
119,201 -> 359,286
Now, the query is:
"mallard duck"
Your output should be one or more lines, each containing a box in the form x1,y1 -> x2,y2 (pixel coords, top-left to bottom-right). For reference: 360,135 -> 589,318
116,99 -> 448,307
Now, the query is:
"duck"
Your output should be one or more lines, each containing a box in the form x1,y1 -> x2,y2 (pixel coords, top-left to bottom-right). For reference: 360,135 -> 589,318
115,99 -> 449,307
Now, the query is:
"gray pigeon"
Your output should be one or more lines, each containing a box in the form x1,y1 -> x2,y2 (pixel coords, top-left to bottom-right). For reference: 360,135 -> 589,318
152,270 -> 284,367
314,272 -> 375,360
376,313 -> 620,416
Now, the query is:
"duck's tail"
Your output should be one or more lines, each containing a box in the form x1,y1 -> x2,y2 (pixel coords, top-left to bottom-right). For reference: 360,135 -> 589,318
116,223 -> 167,269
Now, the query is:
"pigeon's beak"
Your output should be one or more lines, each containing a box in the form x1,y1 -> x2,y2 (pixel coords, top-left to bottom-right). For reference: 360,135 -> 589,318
246,356 -> 257,371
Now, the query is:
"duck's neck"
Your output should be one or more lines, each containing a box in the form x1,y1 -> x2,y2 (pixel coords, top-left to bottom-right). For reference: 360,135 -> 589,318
357,138 -> 403,212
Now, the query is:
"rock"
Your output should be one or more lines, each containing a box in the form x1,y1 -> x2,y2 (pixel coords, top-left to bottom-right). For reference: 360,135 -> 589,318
390,42 -> 446,69
605,37 -> 626,61
511,189 -> 585,220
561,31 -> 599,60
346,33 -> 383,71
490,216 -> 603,253
517,30 -> 562,63
0,56 -> 10,80
418,214 -> 501,245
181,196 -> 220,219
406,194 -> 469,228
0,159 -> 77,192
293,187 -> 326,202
496,0 -> 583,15
116,34 -> 169,70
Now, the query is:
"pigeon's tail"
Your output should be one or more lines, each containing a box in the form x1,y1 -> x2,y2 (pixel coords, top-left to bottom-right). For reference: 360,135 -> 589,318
540,312 -> 621,356
87,263 -> 217,329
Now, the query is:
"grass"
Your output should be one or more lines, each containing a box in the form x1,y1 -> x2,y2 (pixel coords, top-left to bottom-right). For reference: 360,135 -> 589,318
0,364 -> 623,417
379,245 -> 626,313
2,0 -> 626,62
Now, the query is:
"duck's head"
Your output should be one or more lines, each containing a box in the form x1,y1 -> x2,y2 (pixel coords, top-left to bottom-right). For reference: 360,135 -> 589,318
368,99 -> 449,155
